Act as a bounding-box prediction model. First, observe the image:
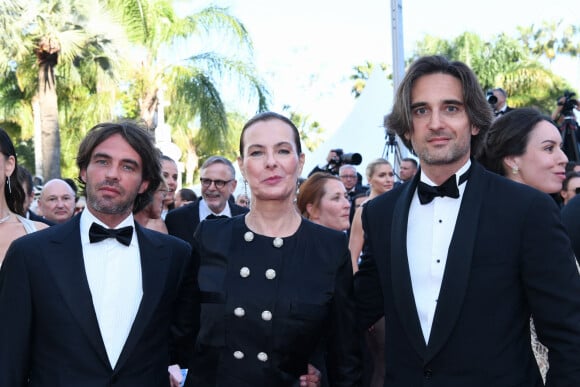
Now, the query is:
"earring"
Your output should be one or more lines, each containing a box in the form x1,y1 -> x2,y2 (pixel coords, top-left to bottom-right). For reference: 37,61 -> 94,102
6,176 -> 11,194
512,165 -> 519,175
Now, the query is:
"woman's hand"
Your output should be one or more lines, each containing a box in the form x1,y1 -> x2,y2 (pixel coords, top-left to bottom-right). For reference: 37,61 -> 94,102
299,363 -> 322,387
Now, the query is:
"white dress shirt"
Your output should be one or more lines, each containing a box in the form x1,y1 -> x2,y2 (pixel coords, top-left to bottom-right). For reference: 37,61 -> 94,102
407,160 -> 470,343
198,198 -> 232,221
80,209 -> 143,368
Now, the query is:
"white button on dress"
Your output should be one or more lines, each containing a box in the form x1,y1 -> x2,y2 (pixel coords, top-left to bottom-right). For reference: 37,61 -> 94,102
261,310 -> 272,321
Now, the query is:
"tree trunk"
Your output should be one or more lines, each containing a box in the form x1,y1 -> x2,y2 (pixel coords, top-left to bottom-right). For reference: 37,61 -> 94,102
38,64 -> 61,180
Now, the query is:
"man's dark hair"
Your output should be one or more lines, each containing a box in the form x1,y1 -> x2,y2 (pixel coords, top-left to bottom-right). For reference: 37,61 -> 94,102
76,120 -> 162,214
562,171 -> 580,191
386,55 -> 493,158
401,157 -> 418,168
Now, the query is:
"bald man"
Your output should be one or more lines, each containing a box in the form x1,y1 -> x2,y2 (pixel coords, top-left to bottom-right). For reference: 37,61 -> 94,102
37,179 -> 76,224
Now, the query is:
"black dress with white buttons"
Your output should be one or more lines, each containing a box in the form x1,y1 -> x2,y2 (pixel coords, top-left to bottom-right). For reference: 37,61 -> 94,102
187,215 -> 360,386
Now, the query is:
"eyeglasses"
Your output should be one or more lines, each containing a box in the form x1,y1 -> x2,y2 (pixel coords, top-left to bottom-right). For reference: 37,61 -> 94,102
339,175 -> 357,179
574,187 -> 580,194
200,178 -> 233,189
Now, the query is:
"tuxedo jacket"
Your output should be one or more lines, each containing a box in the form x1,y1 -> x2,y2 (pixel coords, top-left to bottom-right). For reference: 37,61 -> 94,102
165,199 -> 249,247
0,214 -> 196,387
355,161 -> 580,387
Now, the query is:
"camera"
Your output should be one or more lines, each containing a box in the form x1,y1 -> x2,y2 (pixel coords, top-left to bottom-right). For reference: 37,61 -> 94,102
558,91 -> 578,117
486,90 -> 498,106
329,152 -> 362,167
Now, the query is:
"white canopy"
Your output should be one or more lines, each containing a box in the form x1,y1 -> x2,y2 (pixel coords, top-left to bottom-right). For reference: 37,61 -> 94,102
301,66 -> 409,183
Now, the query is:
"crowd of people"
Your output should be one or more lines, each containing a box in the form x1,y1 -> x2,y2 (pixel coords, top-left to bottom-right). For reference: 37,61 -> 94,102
0,54 -> 580,387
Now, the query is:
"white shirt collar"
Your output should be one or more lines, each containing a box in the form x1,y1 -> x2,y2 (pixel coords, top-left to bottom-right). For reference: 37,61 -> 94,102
198,198 -> 232,221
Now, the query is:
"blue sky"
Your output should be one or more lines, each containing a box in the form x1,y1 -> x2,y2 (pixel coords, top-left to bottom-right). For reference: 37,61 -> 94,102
178,0 -> 579,135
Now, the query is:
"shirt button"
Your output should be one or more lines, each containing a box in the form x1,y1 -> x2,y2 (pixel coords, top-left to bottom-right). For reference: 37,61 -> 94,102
257,352 -> 268,362
233,350 -> 244,359
424,368 -> 433,378
240,267 -> 250,278
234,307 -> 245,317
261,310 -> 272,321
265,269 -> 276,280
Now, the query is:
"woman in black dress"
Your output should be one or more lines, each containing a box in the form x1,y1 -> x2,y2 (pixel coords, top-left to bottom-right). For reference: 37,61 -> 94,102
188,112 -> 360,386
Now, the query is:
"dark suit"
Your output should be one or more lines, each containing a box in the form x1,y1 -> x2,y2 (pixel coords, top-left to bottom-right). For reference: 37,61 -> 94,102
0,214 -> 195,387
355,161 -> 580,386
561,194 -> 580,264
27,209 -> 55,226
165,199 -> 249,247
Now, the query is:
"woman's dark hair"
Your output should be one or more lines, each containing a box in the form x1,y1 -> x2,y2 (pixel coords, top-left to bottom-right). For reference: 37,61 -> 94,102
0,128 -> 25,215
76,120 -> 162,213
239,111 -> 302,157
178,188 -> 197,202
479,107 -> 555,176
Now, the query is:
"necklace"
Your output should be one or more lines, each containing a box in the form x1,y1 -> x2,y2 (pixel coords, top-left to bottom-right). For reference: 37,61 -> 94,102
0,213 -> 11,224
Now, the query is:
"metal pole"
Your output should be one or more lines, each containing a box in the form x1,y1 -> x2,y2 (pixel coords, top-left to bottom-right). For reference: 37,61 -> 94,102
390,0 -> 405,95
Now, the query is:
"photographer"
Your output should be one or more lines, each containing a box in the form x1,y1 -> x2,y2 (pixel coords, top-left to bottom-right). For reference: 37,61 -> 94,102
308,148 -> 362,177
487,87 -> 513,118
552,92 -> 580,125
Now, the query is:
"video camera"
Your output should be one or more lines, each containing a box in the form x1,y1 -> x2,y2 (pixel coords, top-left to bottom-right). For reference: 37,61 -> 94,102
486,90 -> 498,107
328,152 -> 362,167
558,91 -> 578,117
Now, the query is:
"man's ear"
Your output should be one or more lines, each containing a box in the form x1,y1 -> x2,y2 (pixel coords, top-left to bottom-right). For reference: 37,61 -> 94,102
138,180 -> 149,194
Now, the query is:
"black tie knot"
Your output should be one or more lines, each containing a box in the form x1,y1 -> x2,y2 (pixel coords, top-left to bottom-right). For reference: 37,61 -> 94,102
417,169 -> 470,205
205,214 -> 228,220
89,223 -> 133,246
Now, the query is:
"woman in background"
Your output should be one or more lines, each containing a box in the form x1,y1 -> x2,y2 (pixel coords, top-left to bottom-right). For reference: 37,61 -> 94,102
479,107 -> 570,381
296,172 -> 351,232
161,155 -> 178,219
0,128 -> 48,264
134,180 -> 169,234
349,158 -> 394,272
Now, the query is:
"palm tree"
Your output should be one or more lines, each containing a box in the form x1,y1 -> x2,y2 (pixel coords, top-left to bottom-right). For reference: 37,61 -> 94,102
106,0 -> 269,177
0,0 -> 128,179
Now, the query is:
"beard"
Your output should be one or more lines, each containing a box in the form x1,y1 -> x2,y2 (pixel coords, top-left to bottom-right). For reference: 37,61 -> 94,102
415,137 -> 471,166
86,181 -> 138,215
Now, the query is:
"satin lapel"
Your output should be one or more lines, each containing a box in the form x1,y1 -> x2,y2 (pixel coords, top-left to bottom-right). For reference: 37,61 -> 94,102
425,162 -> 486,362
390,173 -> 428,355
46,215 -> 110,368
114,225 -> 170,371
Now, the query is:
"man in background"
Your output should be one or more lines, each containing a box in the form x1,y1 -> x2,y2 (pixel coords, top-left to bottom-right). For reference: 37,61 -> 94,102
398,157 -> 418,183
165,155 -> 248,248
489,87 -> 513,118
37,178 -> 76,224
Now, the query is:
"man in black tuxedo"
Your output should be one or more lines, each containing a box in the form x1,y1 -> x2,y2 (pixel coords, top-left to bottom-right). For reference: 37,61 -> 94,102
0,121 -> 195,387
165,156 -> 248,247
355,55 -> 580,386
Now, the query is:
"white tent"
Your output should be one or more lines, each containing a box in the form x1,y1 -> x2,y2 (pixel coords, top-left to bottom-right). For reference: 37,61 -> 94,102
301,66 -> 409,183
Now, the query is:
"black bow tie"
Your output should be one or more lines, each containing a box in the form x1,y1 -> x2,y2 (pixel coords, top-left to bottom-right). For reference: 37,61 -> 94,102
205,214 -> 228,220
417,171 -> 469,205
494,110 -> 504,117
89,223 -> 133,246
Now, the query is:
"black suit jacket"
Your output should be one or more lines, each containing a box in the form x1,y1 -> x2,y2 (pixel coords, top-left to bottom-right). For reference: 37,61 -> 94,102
0,214 -> 196,387
27,209 -> 55,226
561,194 -> 580,264
165,199 -> 249,247
355,162 -> 580,386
